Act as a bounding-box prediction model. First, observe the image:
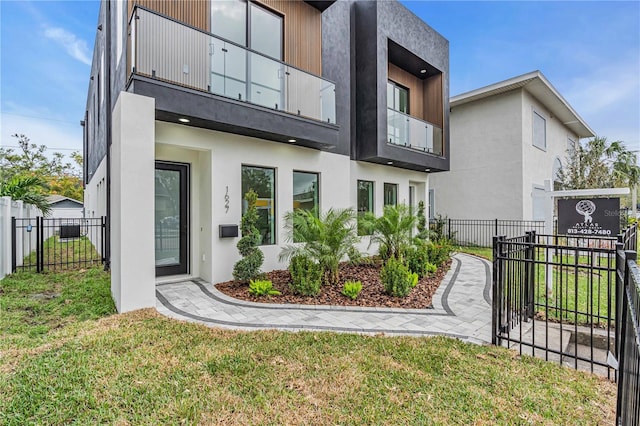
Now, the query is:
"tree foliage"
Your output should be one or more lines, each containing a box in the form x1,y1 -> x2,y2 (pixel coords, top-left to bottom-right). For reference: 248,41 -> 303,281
0,134 -> 83,201
556,137 -> 640,190
279,208 -> 360,285
0,176 -> 52,215
233,190 -> 264,283
359,204 -> 416,261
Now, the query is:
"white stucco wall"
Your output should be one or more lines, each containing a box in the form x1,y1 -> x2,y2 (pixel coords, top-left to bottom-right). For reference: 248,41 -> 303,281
429,90 -> 523,219
154,121 -> 428,284
84,156 -> 107,219
521,90 -> 578,220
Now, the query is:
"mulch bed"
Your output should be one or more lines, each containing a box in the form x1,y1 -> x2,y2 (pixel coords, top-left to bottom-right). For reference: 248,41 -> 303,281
215,258 -> 453,309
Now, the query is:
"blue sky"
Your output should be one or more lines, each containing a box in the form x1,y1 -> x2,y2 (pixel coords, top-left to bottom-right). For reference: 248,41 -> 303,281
1,0 -> 639,163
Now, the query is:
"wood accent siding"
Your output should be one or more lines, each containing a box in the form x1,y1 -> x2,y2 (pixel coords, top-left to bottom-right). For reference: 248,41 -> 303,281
388,63 -> 424,119
129,0 -> 322,76
423,73 -> 443,127
128,1 -> 209,33
256,0 -> 322,75
388,63 -> 443,128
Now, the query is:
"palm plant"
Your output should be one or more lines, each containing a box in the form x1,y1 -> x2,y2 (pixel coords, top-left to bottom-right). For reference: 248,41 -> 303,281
279,208 -> 360,285
0,175 -> 51,215
360,204 -> 415,261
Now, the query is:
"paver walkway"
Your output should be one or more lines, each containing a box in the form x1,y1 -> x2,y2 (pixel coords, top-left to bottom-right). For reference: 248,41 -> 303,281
156,253 -> 493,344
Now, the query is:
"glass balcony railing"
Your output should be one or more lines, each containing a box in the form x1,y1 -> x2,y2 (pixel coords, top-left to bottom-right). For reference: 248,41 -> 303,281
130,7 -> 336,124
387,108 -> 443,156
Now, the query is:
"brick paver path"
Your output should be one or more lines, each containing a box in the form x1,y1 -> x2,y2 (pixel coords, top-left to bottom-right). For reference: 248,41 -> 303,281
156,253 -> 492,343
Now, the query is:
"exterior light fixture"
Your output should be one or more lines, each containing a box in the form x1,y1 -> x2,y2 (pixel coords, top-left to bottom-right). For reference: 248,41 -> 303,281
425,168 -> 430,172
288,138 -> 296,142
178,118 -> 190,123
420,69 -> 427,74
387,161 -> 393,165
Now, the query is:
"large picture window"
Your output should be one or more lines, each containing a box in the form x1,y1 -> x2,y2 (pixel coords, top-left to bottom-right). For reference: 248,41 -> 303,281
242,165 -> 276,245
293,171 -> 319,214
384,183 -> 398,207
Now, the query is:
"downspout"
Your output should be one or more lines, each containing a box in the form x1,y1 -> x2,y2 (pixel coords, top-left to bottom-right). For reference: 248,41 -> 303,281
104,0 -> 112,271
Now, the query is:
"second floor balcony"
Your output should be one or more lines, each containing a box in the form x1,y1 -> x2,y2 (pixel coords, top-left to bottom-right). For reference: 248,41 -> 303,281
128,6 -> 338,150
387,108 -> 443,156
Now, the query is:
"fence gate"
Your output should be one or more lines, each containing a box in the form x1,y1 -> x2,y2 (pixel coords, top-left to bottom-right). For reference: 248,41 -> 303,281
492,231 -> 621,379
11,216 -> 106,273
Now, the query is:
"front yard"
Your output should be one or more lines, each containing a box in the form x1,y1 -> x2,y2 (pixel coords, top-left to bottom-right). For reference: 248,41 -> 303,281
0,268 -> 617,424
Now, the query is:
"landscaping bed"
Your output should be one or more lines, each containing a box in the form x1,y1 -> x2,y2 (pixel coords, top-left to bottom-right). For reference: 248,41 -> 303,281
216,258 -> 452,309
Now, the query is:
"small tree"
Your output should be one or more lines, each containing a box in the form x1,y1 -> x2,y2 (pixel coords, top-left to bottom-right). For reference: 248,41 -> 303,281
233,190 -> 264,283
280,208 -> 360,285
415,200 -> 428,240
360,204 -> 415,261
0,175 -> 51,215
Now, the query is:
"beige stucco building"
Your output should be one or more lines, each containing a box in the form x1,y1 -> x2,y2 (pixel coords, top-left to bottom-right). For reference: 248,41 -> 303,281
430,71 -> 594,221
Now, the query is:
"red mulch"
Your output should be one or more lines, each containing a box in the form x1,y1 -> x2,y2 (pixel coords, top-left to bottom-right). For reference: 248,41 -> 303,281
215,259 -> 452,309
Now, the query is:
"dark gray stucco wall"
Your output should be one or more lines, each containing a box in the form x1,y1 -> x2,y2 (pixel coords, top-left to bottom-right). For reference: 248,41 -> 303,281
321,0 -> 354,157
352,0 -> 450,172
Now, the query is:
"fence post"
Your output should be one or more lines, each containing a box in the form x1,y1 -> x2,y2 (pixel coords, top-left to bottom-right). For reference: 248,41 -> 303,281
492,236 -> 504,346
616,251 -> 636,424
11,217 -> 16,273
615,243 -> 625,359
525,231 -> 536,319
448,218 -> 452,241
101,216 -> 106,263
36,216 -> 43,273
495,219 -> 498,239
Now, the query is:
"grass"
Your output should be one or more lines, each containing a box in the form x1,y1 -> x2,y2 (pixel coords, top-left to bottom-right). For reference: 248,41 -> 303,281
19,235 -> 103,272
454,245 -> 493,260
0,269 -> 617,424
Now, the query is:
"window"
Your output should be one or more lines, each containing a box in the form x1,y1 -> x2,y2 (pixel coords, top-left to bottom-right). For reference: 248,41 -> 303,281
211,0 -> 283,60
357,180 -> 374,235
533,111 -> 546,150
384,183 -> 398,207
293,171 -> 319,214
428,189 -> 435,220
387,81 -> 409,113
567,137 -> 576,153
242,165 -> 275,245
532,185 -> 545,221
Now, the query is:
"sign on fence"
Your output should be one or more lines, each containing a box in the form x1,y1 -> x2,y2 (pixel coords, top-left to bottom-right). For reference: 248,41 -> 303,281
557,197 -> 620,236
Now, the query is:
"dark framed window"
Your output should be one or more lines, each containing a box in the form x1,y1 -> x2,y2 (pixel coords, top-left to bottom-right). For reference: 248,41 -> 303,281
387,81 -> 409,114
293,171 -> 319,214
211,0 -> 283,60
242,165 -> 276,245
384,183 -> 398,207
357,180 -> 374,236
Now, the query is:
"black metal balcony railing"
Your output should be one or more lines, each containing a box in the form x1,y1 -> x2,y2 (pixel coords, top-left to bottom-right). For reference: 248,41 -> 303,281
130,7 -> 336,124
387,108 -> 443,156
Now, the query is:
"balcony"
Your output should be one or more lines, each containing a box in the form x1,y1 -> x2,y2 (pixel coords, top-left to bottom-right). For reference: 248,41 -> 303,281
128,6 -> 338,149
387,108 -> 443,156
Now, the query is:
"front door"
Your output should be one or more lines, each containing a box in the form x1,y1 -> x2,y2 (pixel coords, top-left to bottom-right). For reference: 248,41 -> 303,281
155,161 -> 189,276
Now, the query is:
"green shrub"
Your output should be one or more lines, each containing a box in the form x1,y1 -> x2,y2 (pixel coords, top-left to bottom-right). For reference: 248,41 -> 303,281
248,280 -> 281,297
427,240 -> 452,266
288,255 -> 322,296
380,257 -> 418,297
425,262 -> 437,275
342,280 -> 363,300
405,244 -> 430,278
233,190 -> 264,283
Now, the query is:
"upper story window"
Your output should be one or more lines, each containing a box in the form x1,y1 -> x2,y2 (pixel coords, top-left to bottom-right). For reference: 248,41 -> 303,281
533,111 -> 546,150
387,81 -> 409,114
211,0 -> 283,61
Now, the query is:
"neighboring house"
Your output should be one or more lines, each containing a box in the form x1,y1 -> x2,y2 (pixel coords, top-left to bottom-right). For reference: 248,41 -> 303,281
429,71 -> 594,221
46,195 -> 84,219
83,0 -> 450,312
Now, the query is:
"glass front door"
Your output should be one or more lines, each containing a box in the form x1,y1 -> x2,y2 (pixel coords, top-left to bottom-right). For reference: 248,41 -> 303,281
155,162 -> 189,276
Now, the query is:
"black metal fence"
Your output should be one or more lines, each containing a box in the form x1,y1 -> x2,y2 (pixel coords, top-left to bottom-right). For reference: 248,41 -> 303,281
431,218 -> 545,247
11,216 -> 106,273
616,250 -> 640,426
493,231 -> 618,378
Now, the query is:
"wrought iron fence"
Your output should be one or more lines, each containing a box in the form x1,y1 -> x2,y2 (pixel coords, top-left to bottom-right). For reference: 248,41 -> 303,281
430,218 -> 545,247
11,217 -> 106,273
493,231 -> 619,378
616,251 -> 640,426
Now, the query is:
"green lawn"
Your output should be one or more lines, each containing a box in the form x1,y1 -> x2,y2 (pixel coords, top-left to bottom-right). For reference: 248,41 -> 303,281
19,235 -> 103,272
0,269 -> 616,425
454,246 -> 493,260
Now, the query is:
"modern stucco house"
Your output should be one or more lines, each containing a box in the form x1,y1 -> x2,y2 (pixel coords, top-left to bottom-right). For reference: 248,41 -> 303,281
82,0 -> 450,312
429,71 -> 594,221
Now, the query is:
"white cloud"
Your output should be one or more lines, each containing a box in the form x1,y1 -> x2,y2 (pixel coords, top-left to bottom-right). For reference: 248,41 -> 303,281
43,26 -> 92,66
